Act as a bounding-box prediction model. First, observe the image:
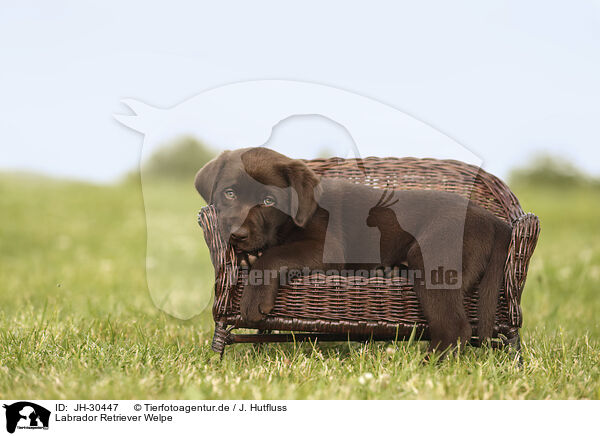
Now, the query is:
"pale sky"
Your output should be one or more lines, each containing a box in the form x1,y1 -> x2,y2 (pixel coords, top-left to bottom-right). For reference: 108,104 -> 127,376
1,1 -> 599,182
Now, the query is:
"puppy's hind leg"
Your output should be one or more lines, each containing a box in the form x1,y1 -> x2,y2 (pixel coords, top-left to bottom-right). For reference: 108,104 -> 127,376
407,246 -> 471,356
418,287 -> 471,355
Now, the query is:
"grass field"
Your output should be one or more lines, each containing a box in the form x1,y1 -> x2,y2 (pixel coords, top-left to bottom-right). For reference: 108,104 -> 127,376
1,173 -> 599,399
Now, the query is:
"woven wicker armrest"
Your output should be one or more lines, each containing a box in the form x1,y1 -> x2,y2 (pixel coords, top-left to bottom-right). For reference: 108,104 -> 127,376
504,213 -> 541,327
198,206 -> 237,320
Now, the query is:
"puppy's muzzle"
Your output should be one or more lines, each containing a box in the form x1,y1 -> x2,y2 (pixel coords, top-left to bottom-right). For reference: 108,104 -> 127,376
230,227 -> 249,243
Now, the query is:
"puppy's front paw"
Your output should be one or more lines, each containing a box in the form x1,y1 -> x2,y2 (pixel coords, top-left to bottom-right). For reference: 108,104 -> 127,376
239,284 -> 277,323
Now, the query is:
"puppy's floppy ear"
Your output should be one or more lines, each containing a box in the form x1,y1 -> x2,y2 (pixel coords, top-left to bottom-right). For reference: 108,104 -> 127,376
283,160 -> 321,227
194,151 -> 229,203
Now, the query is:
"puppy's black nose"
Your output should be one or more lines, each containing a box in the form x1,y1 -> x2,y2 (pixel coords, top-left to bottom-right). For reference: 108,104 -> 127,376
230,227 -> 249,242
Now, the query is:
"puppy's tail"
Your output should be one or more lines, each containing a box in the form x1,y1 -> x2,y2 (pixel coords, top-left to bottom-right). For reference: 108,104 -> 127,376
477,223 -> 511,342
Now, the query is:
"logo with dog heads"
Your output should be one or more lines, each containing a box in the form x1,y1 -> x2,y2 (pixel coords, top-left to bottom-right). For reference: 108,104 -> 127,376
3,402 -> 50,433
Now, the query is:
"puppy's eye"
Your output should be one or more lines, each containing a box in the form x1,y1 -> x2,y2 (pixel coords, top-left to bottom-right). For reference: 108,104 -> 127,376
263,196 -> 276,207
224,189 -> 236,200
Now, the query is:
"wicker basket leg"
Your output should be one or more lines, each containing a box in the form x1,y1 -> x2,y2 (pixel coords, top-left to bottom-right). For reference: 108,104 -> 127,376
211,322 -> 230,359
503,330 -> 523,366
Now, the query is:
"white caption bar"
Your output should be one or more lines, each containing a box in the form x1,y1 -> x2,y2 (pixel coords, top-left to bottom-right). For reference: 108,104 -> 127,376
0,400 -> 593,436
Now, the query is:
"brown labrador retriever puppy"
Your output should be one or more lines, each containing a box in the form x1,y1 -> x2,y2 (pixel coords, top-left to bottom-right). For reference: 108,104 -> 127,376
195,147 -> 511,353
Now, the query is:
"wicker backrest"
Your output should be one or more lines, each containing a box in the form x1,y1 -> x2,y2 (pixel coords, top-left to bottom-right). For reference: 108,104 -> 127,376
304,157 -> 524,223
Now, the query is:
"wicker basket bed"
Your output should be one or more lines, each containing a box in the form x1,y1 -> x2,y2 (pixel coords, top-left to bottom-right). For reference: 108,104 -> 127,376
197,156 -> 540,356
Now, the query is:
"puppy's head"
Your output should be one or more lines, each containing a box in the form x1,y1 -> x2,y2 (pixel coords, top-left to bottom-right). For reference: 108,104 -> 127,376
195,147 -> 321,252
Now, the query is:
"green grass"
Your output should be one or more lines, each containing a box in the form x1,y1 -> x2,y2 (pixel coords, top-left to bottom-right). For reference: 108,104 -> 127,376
1,173 -> 599,399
